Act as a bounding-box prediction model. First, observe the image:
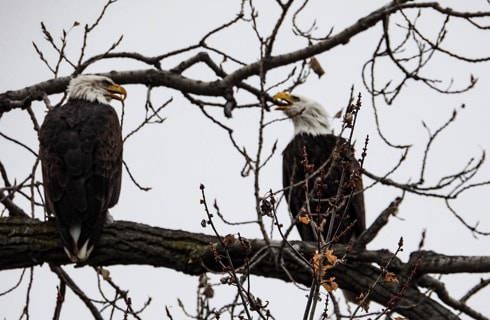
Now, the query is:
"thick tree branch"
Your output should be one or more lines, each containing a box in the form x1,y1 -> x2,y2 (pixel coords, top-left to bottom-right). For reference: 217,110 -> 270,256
2,217 -> 489,320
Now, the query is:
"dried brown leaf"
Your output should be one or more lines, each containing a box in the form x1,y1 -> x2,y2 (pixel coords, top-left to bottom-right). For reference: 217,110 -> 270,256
309,57 -> 325,78
324,249 -> 337,266
298,212 -> 311,225
321,277 -> 338,292
312,251 -> 322,274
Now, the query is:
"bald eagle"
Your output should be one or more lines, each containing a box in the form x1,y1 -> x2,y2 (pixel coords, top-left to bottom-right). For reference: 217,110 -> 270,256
39,75 -> 126,262
274,92 -> 365,244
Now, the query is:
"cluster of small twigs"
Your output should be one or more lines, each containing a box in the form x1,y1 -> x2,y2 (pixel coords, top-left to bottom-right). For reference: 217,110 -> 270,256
32,0 -> 121,79
198,184 -> 274,319
46,264 -> 149,320
360,4 -> 490,236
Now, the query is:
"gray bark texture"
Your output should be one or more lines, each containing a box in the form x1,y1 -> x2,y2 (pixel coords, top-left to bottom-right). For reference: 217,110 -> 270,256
3,217 -> 487,320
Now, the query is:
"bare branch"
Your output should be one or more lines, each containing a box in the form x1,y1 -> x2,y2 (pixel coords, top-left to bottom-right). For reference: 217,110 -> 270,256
4,2 -> 488,115
49,264 -> 103,320
460,278 -> 490,303
52,278 -> 66,320
355,197 -> 402,248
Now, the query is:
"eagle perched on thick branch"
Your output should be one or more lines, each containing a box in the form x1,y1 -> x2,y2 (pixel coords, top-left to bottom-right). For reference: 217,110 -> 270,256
39,75 -> 126,262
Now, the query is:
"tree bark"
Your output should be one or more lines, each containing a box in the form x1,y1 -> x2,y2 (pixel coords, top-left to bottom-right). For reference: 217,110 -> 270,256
3,217 -> 485,320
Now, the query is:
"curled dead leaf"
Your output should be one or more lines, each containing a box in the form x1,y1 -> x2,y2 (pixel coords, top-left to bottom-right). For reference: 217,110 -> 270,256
321,277 -> 338,292
309,57 -> 325,78
298,212 -> 311,225
312,251 -> 322,274
324,249 -> 337,266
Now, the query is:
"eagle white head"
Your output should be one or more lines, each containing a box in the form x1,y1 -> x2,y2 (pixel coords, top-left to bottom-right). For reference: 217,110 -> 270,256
273,91 -> 331,136
67,75 -> 127,104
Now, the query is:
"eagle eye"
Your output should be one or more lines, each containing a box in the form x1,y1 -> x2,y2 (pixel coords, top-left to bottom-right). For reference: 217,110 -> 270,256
291,95 -> 300,102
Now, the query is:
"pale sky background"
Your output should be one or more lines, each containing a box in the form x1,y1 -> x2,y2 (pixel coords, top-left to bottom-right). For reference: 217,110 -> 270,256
0,1 -> 489,319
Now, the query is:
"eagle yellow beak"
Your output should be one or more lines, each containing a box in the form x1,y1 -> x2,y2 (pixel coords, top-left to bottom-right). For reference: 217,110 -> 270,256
107,83 -> 127,101
273,91 -> 294,111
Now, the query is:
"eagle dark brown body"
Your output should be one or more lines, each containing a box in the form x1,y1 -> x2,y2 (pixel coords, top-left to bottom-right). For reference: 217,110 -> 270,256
282,133 -> 365,243
39,75 -> 125,262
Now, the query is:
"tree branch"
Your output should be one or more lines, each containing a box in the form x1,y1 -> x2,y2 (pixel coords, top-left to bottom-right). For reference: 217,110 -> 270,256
2,217 -> 489,320
3,2 -> 487,115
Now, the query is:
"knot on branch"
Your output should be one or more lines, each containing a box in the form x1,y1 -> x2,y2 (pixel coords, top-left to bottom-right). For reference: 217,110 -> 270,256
223,89 -> 236,118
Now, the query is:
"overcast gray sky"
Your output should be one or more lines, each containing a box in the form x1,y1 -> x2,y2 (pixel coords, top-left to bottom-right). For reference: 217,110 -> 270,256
1,1 -> 489,319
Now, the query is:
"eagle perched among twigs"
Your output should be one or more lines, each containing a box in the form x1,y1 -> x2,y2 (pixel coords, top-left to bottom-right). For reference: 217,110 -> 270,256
274,91 -> 366,304
39,75 -> 126,262
274,91 -> 365,245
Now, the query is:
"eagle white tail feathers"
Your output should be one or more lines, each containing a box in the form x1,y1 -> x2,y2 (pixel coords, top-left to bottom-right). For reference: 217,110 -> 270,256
65,224 -> 94,262
77,240 -> 94,261
63,241 -> 94,263
69,225 -> 82,244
